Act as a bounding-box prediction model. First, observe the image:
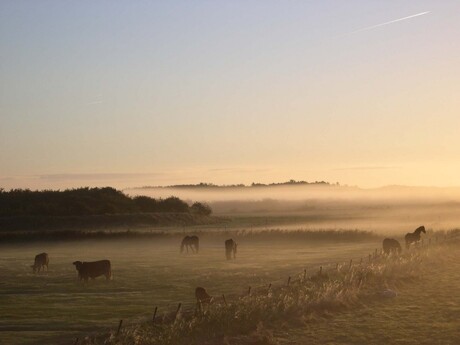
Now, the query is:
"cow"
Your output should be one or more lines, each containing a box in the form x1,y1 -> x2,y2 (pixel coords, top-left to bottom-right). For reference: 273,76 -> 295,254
225,239 -> 237,260
31,253 -> 49,273
73,260 -> 112,282
382,238 -> 402,255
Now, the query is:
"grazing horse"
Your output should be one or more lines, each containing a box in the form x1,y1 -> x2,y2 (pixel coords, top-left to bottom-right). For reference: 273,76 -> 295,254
181,235 -> 199,254
405,226 -> 426,249
31,253 -> 49,273
382,238 -> 402,254
195,287 -> 212,312
225,239 -> 237,260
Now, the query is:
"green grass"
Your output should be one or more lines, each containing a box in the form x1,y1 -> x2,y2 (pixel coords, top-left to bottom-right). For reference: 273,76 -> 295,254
274,245 -> 460,345
0,230 -> 380,345
79,236 -> 459,345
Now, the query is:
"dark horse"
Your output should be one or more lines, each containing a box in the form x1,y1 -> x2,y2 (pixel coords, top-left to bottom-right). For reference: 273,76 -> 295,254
404,226 -> 426,249
225,239 -> 237,260
382,238 -> 402,254
181,235 -> 199,254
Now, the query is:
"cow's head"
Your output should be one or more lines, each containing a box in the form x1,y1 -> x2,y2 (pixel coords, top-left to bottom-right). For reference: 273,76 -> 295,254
73,261 -> 83,271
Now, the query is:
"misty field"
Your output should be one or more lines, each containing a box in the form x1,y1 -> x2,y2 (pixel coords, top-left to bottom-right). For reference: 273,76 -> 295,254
0,230 -> 380,345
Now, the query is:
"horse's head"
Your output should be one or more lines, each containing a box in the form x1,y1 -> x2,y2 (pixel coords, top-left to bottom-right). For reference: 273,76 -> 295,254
417,225 -> 426,234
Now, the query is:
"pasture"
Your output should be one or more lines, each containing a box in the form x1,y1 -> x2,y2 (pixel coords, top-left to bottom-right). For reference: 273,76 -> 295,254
0,230 -> 380,345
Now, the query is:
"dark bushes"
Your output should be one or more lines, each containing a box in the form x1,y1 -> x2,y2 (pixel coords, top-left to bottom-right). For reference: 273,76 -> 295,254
0,187 -> 207,217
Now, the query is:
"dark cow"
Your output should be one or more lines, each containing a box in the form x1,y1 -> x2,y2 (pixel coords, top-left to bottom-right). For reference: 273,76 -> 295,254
73,260 -> 112,282
180,235 -> 199,254
382,238 -> 402,255
31,252 -> 49,273
405,225 -> 426,249
225,239 -> 237,260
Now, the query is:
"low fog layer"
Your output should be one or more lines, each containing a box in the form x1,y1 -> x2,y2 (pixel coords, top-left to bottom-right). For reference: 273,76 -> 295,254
126,185 -> 460,233
126,184 -> 460,203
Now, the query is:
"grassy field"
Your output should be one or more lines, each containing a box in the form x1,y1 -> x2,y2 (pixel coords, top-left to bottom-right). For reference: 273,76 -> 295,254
78,234 -> 459,345
274,244 -> 460,345
0,230 -> 381,345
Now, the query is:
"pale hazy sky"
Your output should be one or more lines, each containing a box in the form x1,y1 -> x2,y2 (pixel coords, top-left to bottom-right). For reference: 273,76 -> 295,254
1,1 -> 459,189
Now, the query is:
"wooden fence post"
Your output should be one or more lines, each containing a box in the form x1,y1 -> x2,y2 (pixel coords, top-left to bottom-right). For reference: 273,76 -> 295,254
174,303 -> 182,320
319,266 -> 322,276
304,269 -> 307,280
248,286 -> 251,296
152,306 -> 158,324
287,276 -> 291,286
222,294 -> 228,306
116,319 -> 123,336
268,283 -> 272,291
349,259 -> 353,269
336,263 -> 339,270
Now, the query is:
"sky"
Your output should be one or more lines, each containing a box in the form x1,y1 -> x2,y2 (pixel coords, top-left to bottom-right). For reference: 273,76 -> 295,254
1,0 -> 459,190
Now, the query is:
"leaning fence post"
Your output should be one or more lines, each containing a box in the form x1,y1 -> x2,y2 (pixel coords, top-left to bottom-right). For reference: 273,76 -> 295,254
116,319 -> 123,336
303,269 -> 307,280
319,266 -> 322,276
268,283 -> 272,291
174,303 -> 182,320
152,306 -> 158,324
248,286 -> 251,296
222,294 -> 228,306
349,259 -> 353,269
287,276 -> 291,286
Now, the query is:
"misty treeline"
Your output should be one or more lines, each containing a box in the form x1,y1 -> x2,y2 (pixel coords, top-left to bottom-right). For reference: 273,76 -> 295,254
0,187 -> 212,217
141,179 -> 335,189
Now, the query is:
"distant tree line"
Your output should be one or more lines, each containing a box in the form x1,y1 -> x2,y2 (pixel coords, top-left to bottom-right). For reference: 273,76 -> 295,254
0,187 -> 212,217
139,180 -> 335,189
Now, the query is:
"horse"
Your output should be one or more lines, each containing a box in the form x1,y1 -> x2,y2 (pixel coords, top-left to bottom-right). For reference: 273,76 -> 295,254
225,239 -> 237,260
31,253 -> 49,273
404,226 -> 426,249
382,238 -> 402,255
180,235 -> 199,254
195,286 -> 212,313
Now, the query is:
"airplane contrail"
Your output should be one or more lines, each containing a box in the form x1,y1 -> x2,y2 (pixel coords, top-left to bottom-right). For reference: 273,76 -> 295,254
345,11 -> 430,35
